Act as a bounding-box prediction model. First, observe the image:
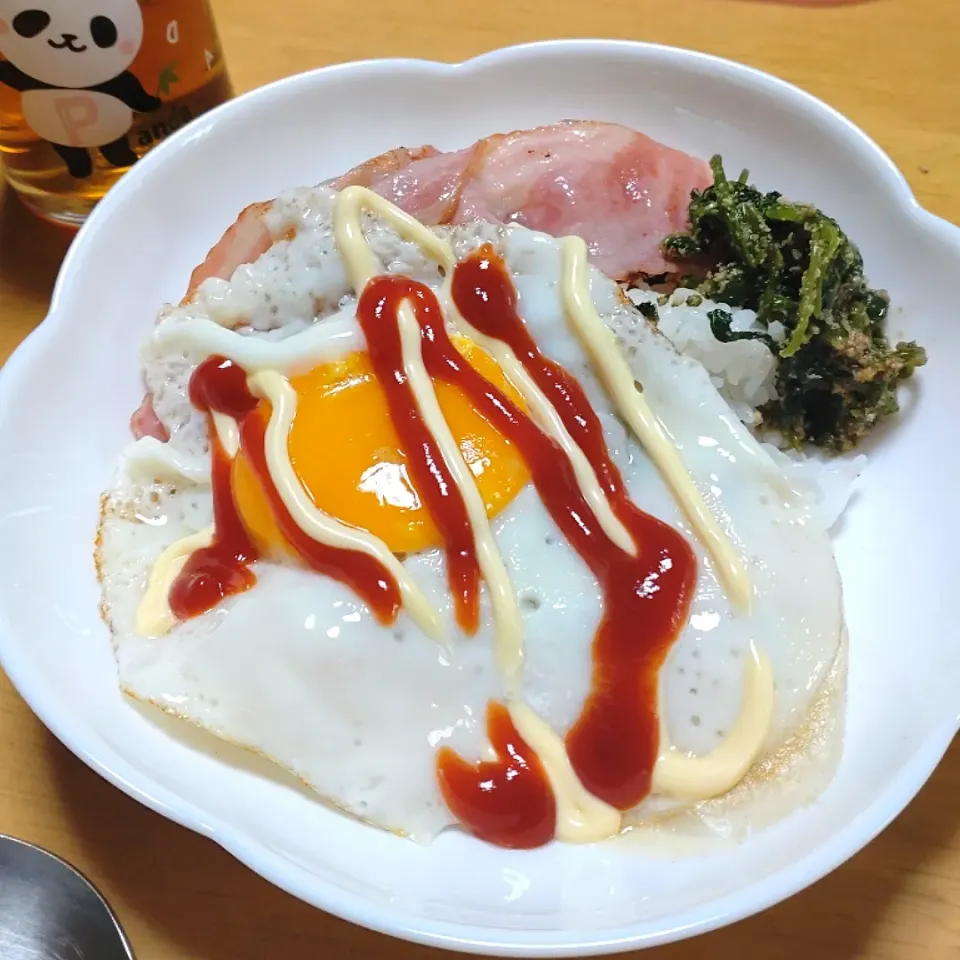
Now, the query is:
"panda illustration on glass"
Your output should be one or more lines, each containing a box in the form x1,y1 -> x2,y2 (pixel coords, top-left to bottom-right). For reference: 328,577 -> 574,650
0,0 -> 162,178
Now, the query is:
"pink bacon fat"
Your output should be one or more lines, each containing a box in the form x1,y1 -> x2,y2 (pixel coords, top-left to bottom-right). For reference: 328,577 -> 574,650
334,121 -> 712,280
129,392 -> 169,441
131,121 -> 711,439
189,120 -> 712,291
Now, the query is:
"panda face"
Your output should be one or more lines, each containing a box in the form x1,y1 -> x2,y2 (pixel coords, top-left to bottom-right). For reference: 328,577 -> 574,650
0,0 -> 144,89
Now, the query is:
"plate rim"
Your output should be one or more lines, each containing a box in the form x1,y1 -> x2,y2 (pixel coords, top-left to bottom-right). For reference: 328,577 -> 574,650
2,37 -> 959,956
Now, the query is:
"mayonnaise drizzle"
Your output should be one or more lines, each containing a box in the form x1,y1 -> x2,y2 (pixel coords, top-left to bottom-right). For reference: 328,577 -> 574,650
652,643 -> 774,800
153,191 -> 637,558
333,187 -> 622,839
331,187 -> 771,819
444,301 -> 637,557
211,411 -> 240,458
134,187 -> 777,829
334,188 -> 523,689
247,370 -> 443,644
153,313 -> 365,374
559,236 -> 751,613
507,702 -> 622,842
136,525 -> 214,637
337,187 -> 636,556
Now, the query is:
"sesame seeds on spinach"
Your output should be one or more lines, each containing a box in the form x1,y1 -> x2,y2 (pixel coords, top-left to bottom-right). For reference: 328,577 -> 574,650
662,155 -> 926,451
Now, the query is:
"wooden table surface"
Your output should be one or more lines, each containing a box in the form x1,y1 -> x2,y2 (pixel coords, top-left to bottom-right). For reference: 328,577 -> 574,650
2,0 -> 960,957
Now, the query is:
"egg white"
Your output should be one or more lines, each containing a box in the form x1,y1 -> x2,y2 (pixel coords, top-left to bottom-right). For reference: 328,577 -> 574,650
98,188 -> 845,842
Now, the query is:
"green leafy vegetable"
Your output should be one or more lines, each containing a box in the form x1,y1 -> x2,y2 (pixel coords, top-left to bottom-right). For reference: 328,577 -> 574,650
707,308 -> 776,351
662,156 -> 926,450
636,301 -> 659,323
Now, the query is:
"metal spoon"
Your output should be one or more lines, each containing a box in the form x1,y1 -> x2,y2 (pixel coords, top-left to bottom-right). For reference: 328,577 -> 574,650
0,835 -> 134,959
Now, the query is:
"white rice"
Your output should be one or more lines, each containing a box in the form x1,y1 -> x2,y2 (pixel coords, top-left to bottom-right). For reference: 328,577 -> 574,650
627,286 -> 865,531
628,287 -> 787,426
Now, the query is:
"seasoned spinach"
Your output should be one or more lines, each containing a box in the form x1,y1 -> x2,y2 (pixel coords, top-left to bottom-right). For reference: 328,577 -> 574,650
662,156 -> 926,450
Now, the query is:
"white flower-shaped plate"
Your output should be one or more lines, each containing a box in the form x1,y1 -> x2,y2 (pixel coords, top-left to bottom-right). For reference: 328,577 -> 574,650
0,39 -> 958,956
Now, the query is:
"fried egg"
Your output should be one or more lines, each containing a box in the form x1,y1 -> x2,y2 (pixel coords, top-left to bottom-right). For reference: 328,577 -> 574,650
97,186 -> 845,843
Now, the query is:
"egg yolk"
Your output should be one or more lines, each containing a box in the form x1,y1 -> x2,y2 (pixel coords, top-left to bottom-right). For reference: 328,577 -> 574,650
232,336 -> 530,557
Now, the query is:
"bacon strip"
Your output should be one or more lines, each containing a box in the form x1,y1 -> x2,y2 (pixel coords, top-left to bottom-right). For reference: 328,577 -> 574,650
325,145 -> 441,190
134,122 -> 711,439
331,121 -> 712,279
184,200 -> 274,301
130,392 -> 169,441
333,147 -> 477,225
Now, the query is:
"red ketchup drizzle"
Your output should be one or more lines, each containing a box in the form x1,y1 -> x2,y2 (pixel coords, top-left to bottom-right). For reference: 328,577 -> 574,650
356,258 -> 693,843
169,355 -> 402,625
356,280 -> 481,633
422,245 -> 691,842
449,247 -> 697,810
168,357 -> 259,620
436,702 -> 556,849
